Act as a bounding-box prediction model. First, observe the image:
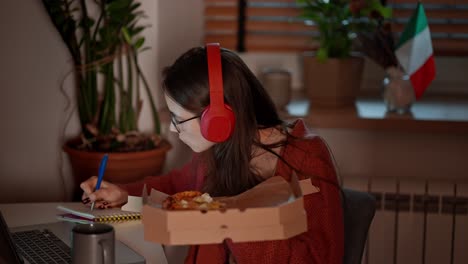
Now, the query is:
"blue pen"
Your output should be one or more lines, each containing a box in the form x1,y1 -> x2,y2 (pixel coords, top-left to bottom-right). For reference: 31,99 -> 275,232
90,154 -> 109,211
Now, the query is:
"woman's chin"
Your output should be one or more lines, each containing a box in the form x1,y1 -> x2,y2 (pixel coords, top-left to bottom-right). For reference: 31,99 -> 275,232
189,145 -> 207,153
188,143 -> 214,153
179,135 -> 215,153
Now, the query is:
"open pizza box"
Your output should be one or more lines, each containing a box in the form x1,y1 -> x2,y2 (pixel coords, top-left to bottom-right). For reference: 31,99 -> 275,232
142,172 -> 319,245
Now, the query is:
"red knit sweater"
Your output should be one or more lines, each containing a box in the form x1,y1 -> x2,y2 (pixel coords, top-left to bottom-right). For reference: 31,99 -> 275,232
122,120 -> 344,264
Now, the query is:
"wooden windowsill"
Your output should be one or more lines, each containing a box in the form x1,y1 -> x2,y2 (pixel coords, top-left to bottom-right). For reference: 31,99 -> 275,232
283,94 -> 468,134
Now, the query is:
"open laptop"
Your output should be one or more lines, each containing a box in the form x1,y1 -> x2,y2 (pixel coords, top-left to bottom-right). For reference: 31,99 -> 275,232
0,210 -> 145,264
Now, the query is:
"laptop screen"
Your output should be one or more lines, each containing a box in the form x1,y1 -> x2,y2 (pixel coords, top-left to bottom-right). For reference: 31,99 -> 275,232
0,210 -> 22,264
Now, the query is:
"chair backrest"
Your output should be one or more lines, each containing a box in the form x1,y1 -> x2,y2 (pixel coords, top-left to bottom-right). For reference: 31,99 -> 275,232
342,188 -> 376,264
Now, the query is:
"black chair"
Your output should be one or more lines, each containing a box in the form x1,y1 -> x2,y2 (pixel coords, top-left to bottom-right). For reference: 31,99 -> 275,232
342,188 -> 376,264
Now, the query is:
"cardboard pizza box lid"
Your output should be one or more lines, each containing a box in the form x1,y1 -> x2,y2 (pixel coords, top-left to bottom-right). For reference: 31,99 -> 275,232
142,173 -> 319,245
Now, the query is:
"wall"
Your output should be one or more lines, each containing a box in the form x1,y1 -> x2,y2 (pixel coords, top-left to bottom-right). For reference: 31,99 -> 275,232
316,128 -> 468,181
156,0 -> 204,174
0,1 -> 77,202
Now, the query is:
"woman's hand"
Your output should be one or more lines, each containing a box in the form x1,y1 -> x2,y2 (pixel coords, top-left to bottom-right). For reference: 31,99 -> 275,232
80,176 -> 129,209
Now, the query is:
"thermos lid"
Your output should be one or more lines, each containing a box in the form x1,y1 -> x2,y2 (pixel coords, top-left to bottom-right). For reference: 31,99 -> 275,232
73,223 -> 113,235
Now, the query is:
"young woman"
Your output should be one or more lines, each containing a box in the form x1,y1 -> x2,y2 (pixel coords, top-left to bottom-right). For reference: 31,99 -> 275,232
80,44 -> 344,264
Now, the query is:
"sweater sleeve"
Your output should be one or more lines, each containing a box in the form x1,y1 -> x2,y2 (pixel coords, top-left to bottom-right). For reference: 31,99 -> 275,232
119,157 -> 197,196
225,137 -> 344,264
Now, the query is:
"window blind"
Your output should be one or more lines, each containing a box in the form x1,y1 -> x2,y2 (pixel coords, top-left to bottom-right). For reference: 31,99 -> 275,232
204,0 -> 468,55
204,0 -> 239,50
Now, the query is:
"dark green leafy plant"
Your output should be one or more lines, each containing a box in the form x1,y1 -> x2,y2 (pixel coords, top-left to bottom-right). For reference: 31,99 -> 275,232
297,0 -> 392,62
42,0 -> 161,152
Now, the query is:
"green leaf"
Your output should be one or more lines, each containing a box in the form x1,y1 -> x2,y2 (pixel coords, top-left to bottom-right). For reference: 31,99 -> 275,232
378,6 -> 392,18
133,37 -> 145,49
131,26 -> 145,35
107,0 -> 131,12
130,2 -> 141,12
317,47 -> 328,62
121,27 -> 132,44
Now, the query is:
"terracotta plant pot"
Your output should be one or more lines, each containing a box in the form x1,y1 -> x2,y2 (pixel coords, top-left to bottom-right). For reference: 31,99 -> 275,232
303,53 -> 364,107
63,139 -> 171,200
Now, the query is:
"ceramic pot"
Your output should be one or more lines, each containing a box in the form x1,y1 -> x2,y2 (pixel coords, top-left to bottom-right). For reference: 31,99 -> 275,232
64,139 -> 171,200
303,53 -> 364,108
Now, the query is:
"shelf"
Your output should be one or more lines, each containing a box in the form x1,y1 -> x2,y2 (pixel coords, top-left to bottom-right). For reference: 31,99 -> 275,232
283,96 -> 468,134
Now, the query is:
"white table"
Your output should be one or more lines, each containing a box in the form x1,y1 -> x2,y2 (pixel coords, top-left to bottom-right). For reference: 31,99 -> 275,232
0,202 -> 169,264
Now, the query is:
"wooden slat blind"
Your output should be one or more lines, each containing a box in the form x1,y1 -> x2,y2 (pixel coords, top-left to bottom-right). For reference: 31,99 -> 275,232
204,0 -> 468,55
246,0 -> 314,51
204,0 -> 239,50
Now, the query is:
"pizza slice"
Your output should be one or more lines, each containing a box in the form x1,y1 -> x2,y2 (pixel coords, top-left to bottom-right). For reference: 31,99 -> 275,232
162,191 -> 226,210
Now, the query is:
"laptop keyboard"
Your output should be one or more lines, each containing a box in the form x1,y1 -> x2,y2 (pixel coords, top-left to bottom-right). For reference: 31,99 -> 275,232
12,229 -> 72,264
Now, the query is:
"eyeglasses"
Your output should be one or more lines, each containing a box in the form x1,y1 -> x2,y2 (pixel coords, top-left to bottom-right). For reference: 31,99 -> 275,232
170,112 -> 200,133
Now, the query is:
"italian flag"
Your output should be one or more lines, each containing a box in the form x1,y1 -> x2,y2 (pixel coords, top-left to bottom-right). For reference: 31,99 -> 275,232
395,2 -> 436,99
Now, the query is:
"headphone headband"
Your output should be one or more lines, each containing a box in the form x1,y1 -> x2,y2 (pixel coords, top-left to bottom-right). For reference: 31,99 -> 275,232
200,43 -> 236,142
206,43 -> 224,109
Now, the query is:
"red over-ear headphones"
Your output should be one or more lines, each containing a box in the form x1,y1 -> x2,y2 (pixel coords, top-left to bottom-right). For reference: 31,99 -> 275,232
200,43 -> 236,142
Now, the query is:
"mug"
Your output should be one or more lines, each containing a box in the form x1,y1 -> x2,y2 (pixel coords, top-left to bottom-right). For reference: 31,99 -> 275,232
261,68 -> 292,111
72,223 -> 115,264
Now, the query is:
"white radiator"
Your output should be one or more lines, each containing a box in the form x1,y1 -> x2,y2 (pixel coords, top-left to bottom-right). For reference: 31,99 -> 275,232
343,176 -> 468,264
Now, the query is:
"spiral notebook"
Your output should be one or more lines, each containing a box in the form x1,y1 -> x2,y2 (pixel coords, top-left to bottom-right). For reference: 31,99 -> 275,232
56,203 -> 141,224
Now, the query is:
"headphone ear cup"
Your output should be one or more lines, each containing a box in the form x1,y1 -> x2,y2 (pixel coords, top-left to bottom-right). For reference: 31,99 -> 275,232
200,104 -> 235,142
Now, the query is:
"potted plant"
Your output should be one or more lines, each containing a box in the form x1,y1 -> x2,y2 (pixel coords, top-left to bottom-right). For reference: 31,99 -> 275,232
297,0 -> 391,107
42,0 -> 171,200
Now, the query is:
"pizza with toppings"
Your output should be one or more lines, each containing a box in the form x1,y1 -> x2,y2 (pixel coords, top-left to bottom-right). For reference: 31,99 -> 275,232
162,191 -> 226,210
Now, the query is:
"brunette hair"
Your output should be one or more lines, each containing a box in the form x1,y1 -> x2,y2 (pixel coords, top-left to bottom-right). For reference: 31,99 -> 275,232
162,46 -> 340,196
